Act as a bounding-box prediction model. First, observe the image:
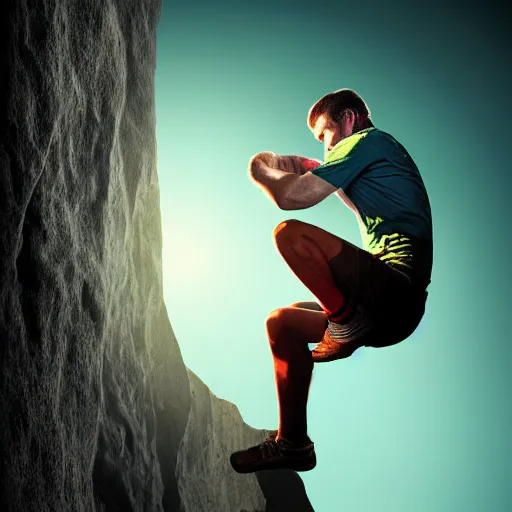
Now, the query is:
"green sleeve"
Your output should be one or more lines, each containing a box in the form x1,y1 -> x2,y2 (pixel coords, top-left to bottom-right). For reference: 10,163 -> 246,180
311,128 -> 376,190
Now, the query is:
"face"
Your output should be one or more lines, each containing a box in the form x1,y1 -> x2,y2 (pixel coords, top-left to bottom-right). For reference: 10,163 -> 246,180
312,111 -> 356,153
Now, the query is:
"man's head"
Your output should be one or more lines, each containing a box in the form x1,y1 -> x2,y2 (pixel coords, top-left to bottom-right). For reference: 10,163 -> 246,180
307,89 -> 373,152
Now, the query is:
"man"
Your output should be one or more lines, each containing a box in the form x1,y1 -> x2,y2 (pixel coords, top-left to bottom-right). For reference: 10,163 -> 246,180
230,89 -> 432,474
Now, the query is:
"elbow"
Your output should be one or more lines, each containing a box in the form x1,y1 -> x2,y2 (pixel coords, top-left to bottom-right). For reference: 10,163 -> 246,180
278,199 -> 294,210
275,190 -> 289,210
277,193 -> 298,210
278,193 -> 315,211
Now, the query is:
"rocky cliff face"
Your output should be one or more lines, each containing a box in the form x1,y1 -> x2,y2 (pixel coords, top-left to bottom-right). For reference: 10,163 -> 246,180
0,1 -> 313,511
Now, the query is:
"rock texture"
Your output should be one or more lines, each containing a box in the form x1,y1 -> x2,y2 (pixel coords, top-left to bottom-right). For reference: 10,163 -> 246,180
0,1 -> 313,511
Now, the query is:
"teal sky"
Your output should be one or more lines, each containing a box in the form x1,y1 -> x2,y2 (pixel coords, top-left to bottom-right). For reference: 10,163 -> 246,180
155,1 -> 511,510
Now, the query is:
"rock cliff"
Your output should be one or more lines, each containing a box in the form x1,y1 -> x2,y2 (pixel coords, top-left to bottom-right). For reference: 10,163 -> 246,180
0,1 -> 313,510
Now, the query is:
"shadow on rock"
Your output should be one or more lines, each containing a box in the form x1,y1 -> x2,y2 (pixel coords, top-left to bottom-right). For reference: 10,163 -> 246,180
256,470 -> 315,512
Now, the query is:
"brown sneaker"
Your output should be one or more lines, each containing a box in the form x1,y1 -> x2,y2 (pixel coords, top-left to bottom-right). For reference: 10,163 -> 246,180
265,429 -> 278,441
312,328 -> 366,363
230,434 -> 316,473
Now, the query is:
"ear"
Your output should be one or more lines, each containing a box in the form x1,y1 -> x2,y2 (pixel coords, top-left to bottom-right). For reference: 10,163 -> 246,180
345,109 -> 356,123
341,109 -> 357,132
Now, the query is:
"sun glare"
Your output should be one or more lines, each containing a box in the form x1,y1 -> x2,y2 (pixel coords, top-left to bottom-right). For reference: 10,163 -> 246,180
162,229 -> 211,284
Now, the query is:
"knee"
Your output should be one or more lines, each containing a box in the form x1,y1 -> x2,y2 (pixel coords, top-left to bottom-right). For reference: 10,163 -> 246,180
265,308 -> 292,343
272,219 -> 304,245
273,219 -> 310,255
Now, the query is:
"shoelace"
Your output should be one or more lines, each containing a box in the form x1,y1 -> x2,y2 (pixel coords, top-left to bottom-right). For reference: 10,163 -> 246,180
261,435 -> 314,457
260,438 -> 280,459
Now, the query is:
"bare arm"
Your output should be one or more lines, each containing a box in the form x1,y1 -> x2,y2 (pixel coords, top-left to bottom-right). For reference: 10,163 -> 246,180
248,152 -> 337,210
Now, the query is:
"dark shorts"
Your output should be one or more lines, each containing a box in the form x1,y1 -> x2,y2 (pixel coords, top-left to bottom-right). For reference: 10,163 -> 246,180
333,240 -> 428,347
298,240 -> 428,348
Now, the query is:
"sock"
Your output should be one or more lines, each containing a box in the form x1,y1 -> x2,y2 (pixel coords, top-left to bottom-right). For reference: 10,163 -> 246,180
328,299 -> 355,324
327,305 -> 373,343
277,433 -> 311,447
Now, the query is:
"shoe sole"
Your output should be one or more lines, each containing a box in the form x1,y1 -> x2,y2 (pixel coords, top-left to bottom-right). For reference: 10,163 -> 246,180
312,342 -> 361,363
230,453 -> 317,474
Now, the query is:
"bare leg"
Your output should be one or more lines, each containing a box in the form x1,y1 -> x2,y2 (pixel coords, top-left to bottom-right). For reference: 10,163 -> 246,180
230,224 -> 361,472
265,305 -> 326,442
268,220 -> 361,440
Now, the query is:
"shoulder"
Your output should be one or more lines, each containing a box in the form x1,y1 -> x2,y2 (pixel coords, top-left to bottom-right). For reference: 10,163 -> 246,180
368,129 -> 414,161
367,128 -> 406,149
324,128 -> 375,165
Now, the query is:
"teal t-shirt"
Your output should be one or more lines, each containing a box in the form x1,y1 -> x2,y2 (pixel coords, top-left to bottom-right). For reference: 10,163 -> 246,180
311,127 -> 433,289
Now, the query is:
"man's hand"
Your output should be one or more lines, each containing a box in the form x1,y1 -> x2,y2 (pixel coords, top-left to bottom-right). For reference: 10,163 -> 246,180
249,153 -> 322,177
279,155 -> 323,175
248,152 -> 280,177
248,152 -> 336,210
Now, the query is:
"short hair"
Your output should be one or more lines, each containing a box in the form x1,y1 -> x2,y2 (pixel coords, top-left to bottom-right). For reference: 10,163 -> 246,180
307,88 -> 373,130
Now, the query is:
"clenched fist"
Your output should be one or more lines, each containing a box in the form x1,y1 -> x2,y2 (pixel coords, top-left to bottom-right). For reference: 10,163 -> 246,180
249,152 -> 322,175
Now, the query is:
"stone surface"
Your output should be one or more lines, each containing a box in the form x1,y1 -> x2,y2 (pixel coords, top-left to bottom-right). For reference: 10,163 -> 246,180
0,1 -> 313,510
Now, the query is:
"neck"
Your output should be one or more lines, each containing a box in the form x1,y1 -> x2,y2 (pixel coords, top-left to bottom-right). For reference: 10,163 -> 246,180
353,114 -> 373,133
